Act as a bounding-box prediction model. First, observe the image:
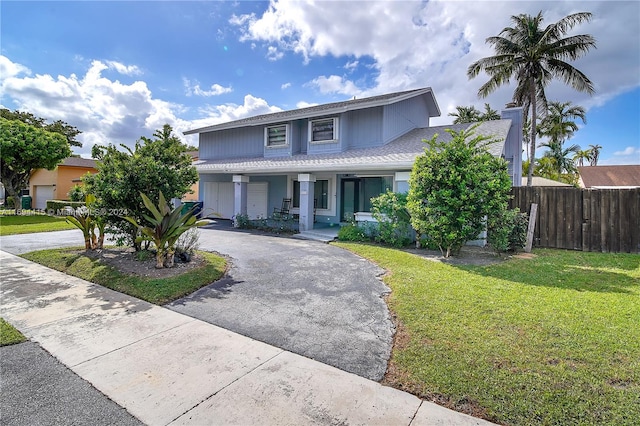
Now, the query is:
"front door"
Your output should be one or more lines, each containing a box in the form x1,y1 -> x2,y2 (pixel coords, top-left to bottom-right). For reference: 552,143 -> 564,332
340,179 -> 360,221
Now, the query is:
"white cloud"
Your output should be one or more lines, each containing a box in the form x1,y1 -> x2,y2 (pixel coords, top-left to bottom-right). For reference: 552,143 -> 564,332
230,1 -> 640,125
0,55 -> 190,156
307,75 -> 360,96
191,94 -> 282,128
105,61 -> 142,76
296,101 -> 318,109
184,79 -> 233,97
600,146 -> 640,165
281,82 -> 292,89
266,46 -> 284,61
344,60 -> 359,72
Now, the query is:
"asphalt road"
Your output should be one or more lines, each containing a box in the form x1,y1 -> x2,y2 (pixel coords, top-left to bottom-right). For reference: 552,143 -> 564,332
0,341 -> 142,426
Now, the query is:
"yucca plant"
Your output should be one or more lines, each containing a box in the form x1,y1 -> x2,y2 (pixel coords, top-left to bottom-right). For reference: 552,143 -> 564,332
123,192 -> 205,268
66,205 -> 95,250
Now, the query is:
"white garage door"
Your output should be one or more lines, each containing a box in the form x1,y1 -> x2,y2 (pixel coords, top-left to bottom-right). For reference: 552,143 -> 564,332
247,183 -> 268,219
34,185 -> 55,210
202,182 -> 234,219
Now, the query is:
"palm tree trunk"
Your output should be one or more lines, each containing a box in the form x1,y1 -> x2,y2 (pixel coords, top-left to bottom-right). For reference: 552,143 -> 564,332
527,83 -> 537,187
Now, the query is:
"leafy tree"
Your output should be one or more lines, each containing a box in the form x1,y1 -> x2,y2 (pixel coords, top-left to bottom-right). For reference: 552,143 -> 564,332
468,11 -> 596,187
407,127 -> 512,257
1,117 -> 71,212
84,124 -> 198,250
370,190 -> 413,247
538,140 -> 581,174
448,106 -> 482,124
0,108 -> 82,147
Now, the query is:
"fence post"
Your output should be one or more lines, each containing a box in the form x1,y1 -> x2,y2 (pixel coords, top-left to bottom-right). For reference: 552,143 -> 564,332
525,203 -> 538,253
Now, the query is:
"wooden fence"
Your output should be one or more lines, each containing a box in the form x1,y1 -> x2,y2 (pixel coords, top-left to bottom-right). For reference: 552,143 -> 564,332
509,187 -> 640,253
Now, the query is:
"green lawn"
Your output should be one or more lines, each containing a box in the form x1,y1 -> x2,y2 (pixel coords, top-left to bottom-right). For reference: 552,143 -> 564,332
335,243 -> 640,426
0,214 -> 75,236
21,249 -> 227,305
0,318 -> 27,346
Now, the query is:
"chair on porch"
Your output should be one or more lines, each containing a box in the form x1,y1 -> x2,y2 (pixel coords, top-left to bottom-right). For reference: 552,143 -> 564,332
273,198 -> 291,219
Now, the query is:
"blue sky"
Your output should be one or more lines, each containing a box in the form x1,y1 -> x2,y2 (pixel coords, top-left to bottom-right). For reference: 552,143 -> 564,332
1,0 -> 638,165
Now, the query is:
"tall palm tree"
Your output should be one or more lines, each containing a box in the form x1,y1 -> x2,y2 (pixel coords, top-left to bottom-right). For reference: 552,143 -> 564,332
589,144 -> 602,166
467,11 -> 596,186
574,148 -> 592,167
448,105 -> 482,124
537,101 -> 586,144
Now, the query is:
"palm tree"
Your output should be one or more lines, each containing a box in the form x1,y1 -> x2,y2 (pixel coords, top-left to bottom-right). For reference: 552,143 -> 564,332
448,105 -> 482,124
480,103 -> 501,121
539,140 -> 581,174
574,148 -> 592,167
467,11 -> 596,186
537,101 -> 586,144
589,144 -> 602,166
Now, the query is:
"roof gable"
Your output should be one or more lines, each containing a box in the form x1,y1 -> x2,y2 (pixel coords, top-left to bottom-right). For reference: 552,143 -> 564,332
184,87 -> 440,135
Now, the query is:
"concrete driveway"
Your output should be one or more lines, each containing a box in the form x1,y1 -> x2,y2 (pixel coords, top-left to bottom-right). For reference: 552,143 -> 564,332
169,223 -> 395,381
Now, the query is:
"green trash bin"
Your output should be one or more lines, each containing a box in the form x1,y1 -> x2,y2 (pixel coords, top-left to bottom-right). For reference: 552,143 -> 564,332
21,195 -> 32,210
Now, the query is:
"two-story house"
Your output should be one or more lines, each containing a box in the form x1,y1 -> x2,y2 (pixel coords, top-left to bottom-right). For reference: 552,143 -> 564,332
184,87 -> 523,232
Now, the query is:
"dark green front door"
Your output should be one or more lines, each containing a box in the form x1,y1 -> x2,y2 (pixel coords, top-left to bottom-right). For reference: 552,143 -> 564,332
340,179 -> 359,221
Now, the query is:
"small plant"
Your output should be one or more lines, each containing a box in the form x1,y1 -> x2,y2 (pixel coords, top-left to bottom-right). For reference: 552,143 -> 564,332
488,208 -> 528,253
123,191 -> 206,268
175,227 -> 200,262
65,194 -> 105,250
337,223 -> 369,242
135,250 -> 154,262
233,213 -> 250,228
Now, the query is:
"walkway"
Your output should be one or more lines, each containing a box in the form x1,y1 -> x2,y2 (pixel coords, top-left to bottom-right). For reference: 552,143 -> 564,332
0,250 -> 494,425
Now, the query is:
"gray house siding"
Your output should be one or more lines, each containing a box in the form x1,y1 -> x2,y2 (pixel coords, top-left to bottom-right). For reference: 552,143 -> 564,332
200,127 -> 263,160
342,108 -> 383,150
382,96 -> 430,144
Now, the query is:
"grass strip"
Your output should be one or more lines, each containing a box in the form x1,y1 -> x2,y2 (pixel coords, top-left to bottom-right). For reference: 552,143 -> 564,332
0,318 -> 27,346
0,215 -> 75,236
21,248 -> 226,305
335,243 -> 640,426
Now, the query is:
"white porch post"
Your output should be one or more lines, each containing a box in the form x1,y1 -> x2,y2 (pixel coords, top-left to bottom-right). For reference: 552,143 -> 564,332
298,173 -> 316,232
232,175 -> 249,223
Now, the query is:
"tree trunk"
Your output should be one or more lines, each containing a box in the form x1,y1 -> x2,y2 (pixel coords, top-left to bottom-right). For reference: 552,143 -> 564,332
155,248 -> 165,269
527,83 -> 537,187
164,248 -> 175,268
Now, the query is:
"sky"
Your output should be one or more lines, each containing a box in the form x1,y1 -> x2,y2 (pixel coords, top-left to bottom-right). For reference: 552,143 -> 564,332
1,0 -> 639,165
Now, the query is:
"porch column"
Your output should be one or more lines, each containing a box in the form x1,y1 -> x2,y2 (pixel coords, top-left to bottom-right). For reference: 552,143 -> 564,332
232,175 -> 249,222
298,173 -> 316,232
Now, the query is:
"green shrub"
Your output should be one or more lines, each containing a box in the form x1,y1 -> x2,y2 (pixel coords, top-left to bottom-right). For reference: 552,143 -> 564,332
337,223 -> 370,242
46,200 -> 86,213
370,191 -> 413,247
6,196 -> 15,209
68,184 -> 87,202
488,208 -> 529,253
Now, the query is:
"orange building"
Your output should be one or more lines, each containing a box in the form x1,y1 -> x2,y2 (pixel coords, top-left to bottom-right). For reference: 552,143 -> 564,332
29,157 -> 98,209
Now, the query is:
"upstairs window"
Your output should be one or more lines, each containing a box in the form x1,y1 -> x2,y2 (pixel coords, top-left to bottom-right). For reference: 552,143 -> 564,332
309,117 -> 338,143
265,124 -> 289,147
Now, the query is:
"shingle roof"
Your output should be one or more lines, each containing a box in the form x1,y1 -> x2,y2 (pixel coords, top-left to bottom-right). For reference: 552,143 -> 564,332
184,87 -> 440,135
61,157 -> 97,168
578,165 -> 640,188
521,177 -> 572,187
195,120 -> 511,174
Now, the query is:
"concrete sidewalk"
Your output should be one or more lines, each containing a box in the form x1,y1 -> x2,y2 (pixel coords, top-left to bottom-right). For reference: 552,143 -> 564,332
0,250 -> 494,426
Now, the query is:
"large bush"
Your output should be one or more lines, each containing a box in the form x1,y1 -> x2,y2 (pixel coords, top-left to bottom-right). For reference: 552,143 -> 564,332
84,125 -> 198,250
407,127 -> 512,257
370,190 -> 413,247
488,208 -> 528,253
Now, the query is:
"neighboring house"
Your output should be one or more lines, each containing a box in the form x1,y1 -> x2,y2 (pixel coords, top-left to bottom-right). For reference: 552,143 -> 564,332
185,87 -> 523,231
578,165 -> 640,189
29,157 -> 98,210
521,176 -> 572,187
183,150 -> 200,201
